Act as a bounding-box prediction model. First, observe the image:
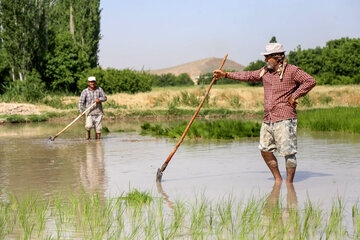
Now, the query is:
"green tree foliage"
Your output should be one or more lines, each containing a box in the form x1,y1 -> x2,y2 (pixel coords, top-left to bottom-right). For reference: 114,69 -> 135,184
0,71 -> 46,103
0,49 -> 11,93
197,70 -> 259,86
48,0 -> 101,67
197,72 -> 240,85
78,68 -> 152,94
151,73 -> 194,87
288,38 -> 360,85
0,0 -> 102,96
244,60 -> 265,71
269,36 -> 277,43
44,0 -> 101,91
45,32 -> 90,92
0,0 -> 49,81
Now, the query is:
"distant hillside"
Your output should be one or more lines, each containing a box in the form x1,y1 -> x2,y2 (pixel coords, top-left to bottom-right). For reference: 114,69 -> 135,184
149,57 -> 245,82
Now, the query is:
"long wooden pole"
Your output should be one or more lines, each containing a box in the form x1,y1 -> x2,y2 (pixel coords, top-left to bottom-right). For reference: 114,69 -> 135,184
156,54 -> 228,181
49,101 -> 97,141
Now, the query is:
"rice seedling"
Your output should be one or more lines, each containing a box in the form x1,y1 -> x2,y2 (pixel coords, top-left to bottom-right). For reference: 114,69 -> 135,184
352,202 -> 360,239
27,114 -> 48,122
0,189 -> 358,239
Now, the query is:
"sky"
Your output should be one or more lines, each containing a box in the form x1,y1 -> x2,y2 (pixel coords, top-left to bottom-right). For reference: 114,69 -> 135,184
99,0 -> 360,70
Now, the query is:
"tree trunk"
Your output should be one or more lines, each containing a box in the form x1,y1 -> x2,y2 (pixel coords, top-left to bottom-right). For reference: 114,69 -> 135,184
69,4 -> 75,41
11,68 -> 16,82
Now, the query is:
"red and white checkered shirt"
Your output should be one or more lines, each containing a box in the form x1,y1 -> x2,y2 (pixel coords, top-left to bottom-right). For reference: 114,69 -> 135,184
228,64 -> 316,123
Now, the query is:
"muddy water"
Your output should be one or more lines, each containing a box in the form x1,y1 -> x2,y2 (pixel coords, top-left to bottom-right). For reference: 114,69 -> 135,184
0,120 -> 360,212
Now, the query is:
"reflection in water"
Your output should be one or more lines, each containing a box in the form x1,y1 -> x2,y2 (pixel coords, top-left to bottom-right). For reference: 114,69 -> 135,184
263,182 -> 298,238
80,141 -> 105,192
156,180 -> 174,210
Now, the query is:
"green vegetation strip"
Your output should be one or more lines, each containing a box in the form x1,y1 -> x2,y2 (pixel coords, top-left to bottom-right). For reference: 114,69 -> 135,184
298,107 -> 360,133
1,114 -> 48,123
0,190 -> 359,239
141,107 -> 360,140
141,119 -> 261,139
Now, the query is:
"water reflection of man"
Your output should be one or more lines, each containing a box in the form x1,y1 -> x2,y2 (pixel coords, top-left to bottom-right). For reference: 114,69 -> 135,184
214,43 -> 316,183
80,141 -> 105,192
263,182 -> 298,238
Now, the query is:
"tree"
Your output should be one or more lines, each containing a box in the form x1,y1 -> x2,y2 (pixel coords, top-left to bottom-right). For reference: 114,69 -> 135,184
48,0 -> 101,68
45,32 -> 89,92
288,37 -> 360,85
0,0 -> 49,81
244,60 -> 265,71
269,36 -> 277,43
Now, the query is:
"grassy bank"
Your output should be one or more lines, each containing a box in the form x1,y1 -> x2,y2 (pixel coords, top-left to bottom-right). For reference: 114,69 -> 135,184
0,190 -> 358,239
298,107 -> 360,133
1,85 -> 360,124
139,107 -> 360,139
141,120 -> 261,139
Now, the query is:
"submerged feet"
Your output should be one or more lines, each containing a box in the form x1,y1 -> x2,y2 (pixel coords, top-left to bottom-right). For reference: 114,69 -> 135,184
96,133 -> 101,140
86,131 -> 91,140
261,151 -> 296,183
86,131 -> 101,140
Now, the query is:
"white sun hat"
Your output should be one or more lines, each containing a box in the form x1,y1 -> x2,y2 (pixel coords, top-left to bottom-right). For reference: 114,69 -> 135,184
261,43 -> 286,56
88,76 -> 96,82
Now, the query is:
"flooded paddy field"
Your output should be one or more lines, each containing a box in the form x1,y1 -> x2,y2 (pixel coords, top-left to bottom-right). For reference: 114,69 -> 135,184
0,120 -> 360,238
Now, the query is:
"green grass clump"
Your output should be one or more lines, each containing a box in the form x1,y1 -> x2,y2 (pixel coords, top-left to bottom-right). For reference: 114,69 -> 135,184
141,119 -> 261,139
120,189 -> 152,205
102,126 -> 110,133
2,114 -> 48,123
27,114 -> 48,122
5,114 -> 26,123
114,129 -> 136,132
298,107 -> 360,133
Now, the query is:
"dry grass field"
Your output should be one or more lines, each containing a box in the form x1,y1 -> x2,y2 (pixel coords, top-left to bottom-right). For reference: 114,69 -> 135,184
1,85 -> 360,118
105,84 -> 360,112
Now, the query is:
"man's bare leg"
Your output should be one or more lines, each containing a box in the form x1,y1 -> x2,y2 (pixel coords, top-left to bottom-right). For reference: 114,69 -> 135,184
286,167 -> 296,183
86,130 -> 91,140
96,133 -> 101,140
261,151 -> 282,183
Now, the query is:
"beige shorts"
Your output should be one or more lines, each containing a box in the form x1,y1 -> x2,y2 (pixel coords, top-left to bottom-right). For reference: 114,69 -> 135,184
258,119 -> 297,157
85,115 -> 103,133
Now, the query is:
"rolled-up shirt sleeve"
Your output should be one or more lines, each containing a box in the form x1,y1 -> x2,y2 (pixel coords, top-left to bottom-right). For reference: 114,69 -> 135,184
291,68 -> 316,100
98,87 -> 107,102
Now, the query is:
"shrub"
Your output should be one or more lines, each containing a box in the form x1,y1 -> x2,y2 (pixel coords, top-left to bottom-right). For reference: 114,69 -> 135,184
1,72 -> 46,103
27,114 -> 48,122
6,115 -> 26,123
152,73 -> 194,87
78,67 -> 152,94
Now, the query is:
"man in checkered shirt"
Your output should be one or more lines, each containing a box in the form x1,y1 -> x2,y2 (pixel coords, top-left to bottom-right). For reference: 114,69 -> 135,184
79,76 -> 107,140
213,43 -> 316,183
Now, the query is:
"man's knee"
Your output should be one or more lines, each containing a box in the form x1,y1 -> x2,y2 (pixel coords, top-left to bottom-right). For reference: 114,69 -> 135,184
267,160 -> 279,168
285,154 -> 297,168
261,151 -> 278,168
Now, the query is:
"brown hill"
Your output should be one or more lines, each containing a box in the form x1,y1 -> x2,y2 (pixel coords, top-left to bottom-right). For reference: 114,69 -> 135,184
149,57 -> 245,82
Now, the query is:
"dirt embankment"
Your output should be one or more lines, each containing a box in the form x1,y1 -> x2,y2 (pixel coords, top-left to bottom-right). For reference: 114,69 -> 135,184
0,103 -> 42,115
